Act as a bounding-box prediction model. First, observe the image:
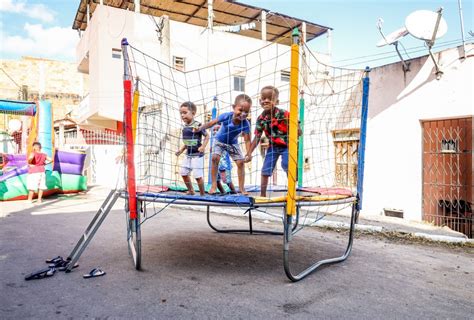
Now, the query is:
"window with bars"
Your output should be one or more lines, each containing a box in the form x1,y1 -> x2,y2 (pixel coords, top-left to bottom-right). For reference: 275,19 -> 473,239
333,129 -> 360,188
173,56 -> 185,71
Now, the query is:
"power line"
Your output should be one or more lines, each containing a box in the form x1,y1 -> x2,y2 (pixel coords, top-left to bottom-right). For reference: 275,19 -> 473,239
336,38 -> 473,68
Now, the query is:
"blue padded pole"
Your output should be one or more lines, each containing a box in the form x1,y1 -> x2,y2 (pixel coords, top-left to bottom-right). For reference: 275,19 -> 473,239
207,96 -> 218,185
356,67 -> 370,210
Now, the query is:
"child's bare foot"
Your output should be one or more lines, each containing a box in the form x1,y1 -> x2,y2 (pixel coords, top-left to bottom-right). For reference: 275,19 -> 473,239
185,191 -> 195,195
208,187 -> 217,194
241,190 -> 249,196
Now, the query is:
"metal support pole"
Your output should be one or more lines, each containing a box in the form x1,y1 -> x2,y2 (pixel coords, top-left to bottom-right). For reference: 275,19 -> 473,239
286,28 -> 300,217
297,90 -> 305,188
122,38 -> 137,220
356,67 -> 370,214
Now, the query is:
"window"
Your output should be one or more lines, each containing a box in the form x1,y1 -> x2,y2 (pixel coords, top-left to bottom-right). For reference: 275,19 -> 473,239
233,76 -> 245,92
333,129 -> 360,188
173,56 -> 185,71
441,138 -> 457,153
281,70 -> 290,82
112,48 -> 121,59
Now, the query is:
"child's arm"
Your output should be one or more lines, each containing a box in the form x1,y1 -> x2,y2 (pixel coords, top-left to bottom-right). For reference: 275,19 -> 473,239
198,131 -> 210,153
27,152 -> 35,164
46,156 -> 53,164
197,118 -> 219,132
175,145 -> 186,156
243,133 -> 251,162
247,134 -> 261,158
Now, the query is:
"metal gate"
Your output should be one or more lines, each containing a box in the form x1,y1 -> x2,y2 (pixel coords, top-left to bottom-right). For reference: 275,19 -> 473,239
422,117 -> 473,238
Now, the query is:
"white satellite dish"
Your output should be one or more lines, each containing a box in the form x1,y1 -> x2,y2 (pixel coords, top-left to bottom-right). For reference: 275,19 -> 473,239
405,10 -> 448,41
377,27 -> 409,47
8,119 -> 21,132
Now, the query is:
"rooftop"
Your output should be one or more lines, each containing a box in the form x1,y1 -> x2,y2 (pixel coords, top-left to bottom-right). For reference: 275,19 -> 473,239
72,0 -> 331,45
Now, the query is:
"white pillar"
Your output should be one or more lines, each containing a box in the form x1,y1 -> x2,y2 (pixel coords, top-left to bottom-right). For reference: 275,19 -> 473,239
207,0 -> 213,31
100,0 -> 103,5
261,10 -> 267,42
301,22 -> 307,44
134,0 -> 140,13
161,15 -> 171,65
86,3 -> 90,24
327,29 -> 332,56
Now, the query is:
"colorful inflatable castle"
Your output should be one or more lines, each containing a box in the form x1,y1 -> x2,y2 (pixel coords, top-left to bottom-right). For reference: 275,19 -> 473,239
0,99 -> 87,201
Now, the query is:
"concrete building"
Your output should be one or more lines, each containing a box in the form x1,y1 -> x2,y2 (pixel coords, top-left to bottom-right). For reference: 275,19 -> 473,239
71,0 -> 331,130
363,44 -> 473,237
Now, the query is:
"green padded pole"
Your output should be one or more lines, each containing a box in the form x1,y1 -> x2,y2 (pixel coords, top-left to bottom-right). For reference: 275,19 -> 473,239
297,90 -> 304,188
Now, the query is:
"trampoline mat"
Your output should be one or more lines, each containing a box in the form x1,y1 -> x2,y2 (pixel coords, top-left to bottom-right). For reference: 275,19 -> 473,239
133,184 -> 354,205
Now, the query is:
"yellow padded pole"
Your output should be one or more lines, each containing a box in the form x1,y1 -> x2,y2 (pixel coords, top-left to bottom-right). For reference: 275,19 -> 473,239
286,28 -> 300,217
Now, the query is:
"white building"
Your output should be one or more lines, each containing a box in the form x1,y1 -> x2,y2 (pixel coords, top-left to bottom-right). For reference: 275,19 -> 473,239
72,0 -> 331,130
362,43 -> 473,237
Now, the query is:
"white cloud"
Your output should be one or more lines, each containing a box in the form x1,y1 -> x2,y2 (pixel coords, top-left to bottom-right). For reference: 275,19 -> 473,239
0,23 -> 78,61
0,0 -> 55,23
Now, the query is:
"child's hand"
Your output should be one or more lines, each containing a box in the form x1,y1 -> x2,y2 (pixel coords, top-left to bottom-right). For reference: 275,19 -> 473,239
175,150 -> 182,156
244,154 -> 251,163
197,146 -> 205,153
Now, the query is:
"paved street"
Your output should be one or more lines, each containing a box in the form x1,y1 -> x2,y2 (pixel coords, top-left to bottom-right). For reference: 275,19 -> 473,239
1,195 -> 473,319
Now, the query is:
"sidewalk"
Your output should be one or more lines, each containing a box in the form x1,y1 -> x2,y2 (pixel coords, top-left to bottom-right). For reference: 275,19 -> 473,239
1,186 -> 472,246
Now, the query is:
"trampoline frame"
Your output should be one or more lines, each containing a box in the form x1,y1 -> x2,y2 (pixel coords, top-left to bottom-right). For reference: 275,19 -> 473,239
64,38 -> 370,281
125,193 -> 358,282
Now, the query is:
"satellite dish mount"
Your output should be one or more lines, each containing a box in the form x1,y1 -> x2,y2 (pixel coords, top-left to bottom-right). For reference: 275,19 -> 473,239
376,19 -> 410,72
405,7 -> 448,79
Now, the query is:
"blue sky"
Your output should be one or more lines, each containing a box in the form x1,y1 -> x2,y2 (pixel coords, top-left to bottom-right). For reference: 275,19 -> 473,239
0,0 -> 472,68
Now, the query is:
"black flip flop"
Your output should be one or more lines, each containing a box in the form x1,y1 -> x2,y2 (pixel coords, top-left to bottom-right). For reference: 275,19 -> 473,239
25,267 -> 56,281
83,268 -> 106,279
45,256 -> 63,264
58,263 -> 79,272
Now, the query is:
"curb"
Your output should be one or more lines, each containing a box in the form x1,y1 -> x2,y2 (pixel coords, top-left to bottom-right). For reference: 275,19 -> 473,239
169,204 -> 471,245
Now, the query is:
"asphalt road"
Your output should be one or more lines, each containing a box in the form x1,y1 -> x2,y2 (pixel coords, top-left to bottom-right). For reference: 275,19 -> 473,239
1,198 -> 473,319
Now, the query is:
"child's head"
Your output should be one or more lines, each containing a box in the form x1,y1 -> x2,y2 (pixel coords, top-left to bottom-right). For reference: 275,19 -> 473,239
179,101 -> 197,124
32,142 -> 42,152
232,94 -> 252,121
259,86 -> 279,113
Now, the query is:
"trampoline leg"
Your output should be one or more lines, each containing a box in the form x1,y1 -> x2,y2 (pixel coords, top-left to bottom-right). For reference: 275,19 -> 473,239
283,202 -> 358,282
127,200 -> 142,270
65,190 -> 119,272
206,205 -> 287,235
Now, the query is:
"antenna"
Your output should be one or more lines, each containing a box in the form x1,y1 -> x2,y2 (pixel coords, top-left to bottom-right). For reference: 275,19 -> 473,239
376,18 -> 410,72
405,8 -> 448,79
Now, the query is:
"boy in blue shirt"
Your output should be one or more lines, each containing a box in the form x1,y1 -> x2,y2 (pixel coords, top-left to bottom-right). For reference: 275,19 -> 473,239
197,94 -> 252,194
176,101 -> 209,195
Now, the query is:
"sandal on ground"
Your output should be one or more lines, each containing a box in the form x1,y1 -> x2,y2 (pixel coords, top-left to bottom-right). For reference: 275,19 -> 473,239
58,263 -> 79,272
25,267 -> 56,281
83,268 -> 106,279
45,256 -> 63,264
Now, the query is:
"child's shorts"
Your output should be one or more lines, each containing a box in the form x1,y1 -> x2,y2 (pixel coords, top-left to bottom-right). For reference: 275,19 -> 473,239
180,155 -> 204,178
27,172 -> 47,191
212,141 -> 244,161
261,145 -> 288,176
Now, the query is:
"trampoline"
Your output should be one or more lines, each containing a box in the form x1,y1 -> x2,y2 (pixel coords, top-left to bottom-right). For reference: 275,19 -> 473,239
64,32 -> 370,282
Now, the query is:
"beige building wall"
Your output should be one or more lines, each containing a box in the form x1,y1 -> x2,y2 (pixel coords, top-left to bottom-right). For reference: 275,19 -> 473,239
0,56 -> 87,127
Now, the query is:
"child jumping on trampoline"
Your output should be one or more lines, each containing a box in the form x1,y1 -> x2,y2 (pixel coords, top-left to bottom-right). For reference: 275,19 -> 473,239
246,85 -> 300,197
212,125 -> 237,195
176,101 -> 209,196
197,94 -> 252,195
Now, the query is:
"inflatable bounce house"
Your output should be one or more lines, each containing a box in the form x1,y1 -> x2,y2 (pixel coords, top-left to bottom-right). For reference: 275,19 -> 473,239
0,99 -> 87,201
